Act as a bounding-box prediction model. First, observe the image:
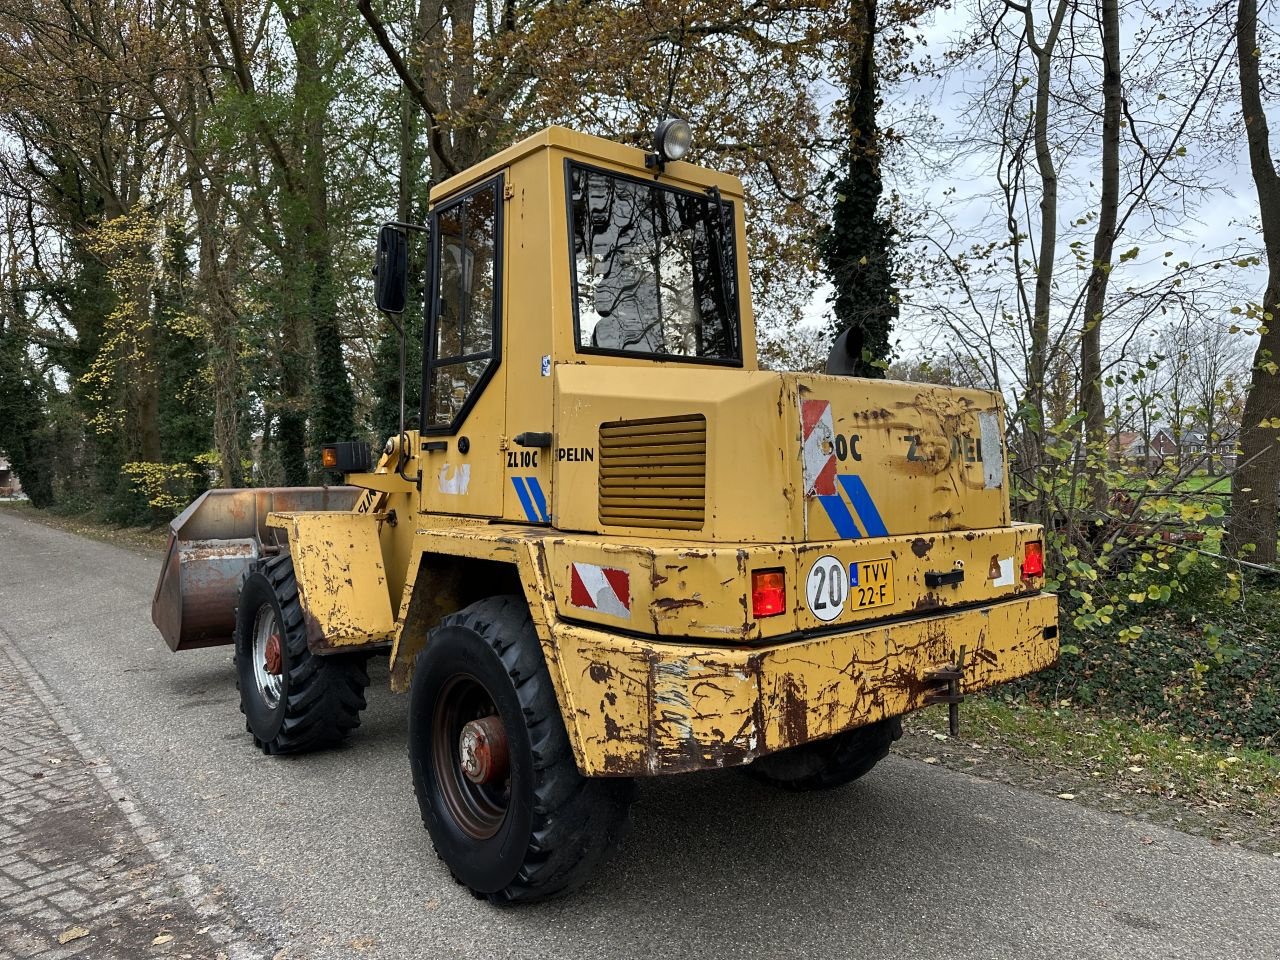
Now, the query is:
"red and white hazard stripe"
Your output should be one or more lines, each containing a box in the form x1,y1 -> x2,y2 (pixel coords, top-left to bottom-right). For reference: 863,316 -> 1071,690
570,563 -> 631,619
800,398 -> 837,496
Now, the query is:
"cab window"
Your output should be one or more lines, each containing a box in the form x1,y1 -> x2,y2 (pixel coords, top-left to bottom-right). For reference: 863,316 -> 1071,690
424,177 -> 502,430
568,162 -> 741,363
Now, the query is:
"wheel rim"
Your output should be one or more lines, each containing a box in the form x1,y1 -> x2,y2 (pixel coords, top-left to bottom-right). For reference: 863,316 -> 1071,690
250,604 -> 284,710
432,675 -> 510,840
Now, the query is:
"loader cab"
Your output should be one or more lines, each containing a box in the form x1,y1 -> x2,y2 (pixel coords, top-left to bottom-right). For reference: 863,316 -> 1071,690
375,125 -> 757,526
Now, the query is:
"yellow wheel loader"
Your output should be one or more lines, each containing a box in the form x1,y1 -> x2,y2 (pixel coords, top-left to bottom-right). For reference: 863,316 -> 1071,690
153,121 -> 1059,903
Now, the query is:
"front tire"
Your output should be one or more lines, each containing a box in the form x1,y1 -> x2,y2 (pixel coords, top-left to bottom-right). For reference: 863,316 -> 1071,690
745,717 -> 902,791
409,596 -> 634,904
233,553 -> 371,754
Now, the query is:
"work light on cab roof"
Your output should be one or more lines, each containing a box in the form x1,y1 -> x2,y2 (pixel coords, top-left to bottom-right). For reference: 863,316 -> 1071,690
646,117 -> 692,171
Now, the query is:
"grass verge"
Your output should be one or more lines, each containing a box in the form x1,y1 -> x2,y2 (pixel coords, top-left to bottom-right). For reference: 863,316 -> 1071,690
0,500 -> 169,555
900,695 -> 1280,855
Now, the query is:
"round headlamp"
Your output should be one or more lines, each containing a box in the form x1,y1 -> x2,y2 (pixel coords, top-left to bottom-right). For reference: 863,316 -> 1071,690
653,118 -> 692,163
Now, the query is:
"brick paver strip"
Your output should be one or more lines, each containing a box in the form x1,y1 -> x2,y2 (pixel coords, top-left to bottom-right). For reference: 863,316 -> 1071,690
0,625 -> 273,959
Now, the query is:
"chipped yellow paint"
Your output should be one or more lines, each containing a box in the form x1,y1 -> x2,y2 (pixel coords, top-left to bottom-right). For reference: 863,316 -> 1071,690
266,512 -> 398,650
554,593 -> 1059,776
266,433 -> 420,651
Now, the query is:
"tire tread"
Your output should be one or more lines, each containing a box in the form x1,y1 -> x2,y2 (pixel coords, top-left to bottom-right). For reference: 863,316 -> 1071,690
413,595 -> 634,904
235,555 -> 370,755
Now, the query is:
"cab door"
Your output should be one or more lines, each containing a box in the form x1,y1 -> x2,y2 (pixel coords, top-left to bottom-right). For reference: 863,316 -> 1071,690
419,174 -> 507,518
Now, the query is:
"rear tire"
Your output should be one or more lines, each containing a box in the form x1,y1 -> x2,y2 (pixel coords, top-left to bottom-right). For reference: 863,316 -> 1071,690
745,717 -> 902,791
409,595 -> 635,904
233,553 -> 370,754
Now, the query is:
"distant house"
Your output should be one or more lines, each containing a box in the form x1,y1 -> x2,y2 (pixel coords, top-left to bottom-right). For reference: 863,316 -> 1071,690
1109,431 -> 1140,459
1112,430 -> 1169,470
1182,429 -> 1239,473
0,454 -> 21,497
1125,428 -> 1179,462
1111,428 -> 1238,473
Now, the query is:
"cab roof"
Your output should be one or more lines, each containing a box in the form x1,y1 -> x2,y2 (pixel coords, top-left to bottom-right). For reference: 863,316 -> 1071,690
428,126 -> 748,206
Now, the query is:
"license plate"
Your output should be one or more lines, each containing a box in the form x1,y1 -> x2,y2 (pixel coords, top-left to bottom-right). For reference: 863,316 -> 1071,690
850,558 -> 895,610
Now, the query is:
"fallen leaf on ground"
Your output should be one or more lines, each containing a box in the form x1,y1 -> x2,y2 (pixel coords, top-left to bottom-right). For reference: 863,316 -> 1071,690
153,934 -> 174,945
58,927 -> 90,944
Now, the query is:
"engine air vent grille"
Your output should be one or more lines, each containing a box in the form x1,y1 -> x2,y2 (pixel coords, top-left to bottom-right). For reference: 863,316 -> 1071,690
598,414 -> 706,530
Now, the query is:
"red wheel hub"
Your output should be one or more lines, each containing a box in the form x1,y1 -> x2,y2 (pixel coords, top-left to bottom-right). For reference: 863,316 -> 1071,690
458,715 -> 509,785
264,633 -> 283,675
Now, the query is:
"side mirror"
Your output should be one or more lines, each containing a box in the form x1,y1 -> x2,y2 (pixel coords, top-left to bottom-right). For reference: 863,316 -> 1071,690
373,224 -> 409,314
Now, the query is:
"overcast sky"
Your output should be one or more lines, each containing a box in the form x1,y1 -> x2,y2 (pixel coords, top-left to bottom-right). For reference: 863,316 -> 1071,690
802,0 -> 1270,371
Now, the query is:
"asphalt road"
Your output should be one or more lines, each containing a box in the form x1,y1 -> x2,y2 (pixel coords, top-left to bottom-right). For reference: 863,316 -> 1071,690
2,507 -> 1279,960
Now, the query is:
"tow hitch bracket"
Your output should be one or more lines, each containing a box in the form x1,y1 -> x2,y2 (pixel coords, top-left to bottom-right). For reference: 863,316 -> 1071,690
924,644 -> 967,736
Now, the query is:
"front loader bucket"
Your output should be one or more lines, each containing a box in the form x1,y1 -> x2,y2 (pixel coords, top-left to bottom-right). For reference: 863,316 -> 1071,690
151,486 -> 361,651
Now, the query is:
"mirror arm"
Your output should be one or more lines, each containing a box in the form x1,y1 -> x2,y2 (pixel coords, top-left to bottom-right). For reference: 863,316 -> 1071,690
374,220 -> 429,441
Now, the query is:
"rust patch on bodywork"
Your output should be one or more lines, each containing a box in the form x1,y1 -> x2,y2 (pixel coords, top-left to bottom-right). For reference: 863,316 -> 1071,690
589,662 -> 611,683
776,676 -> 809,746
651,596 -> 705,614
912,592 -> 942,611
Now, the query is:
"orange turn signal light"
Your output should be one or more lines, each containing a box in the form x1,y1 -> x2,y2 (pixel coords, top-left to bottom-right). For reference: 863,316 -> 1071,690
751,569 -> 786,618
321,446 -> 339,469
1022,540 -> 1045,578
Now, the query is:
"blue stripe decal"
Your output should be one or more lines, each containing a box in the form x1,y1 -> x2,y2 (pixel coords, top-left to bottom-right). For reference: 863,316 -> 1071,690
510,477 -> 539,523
527,477 -> 549,523
839,474 -> 888,537
818,494 -> 861,539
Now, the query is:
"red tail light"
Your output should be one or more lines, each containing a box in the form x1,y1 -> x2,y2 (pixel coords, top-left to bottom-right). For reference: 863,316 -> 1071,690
751,569 -> 786,618
1022,541 -> 1045,578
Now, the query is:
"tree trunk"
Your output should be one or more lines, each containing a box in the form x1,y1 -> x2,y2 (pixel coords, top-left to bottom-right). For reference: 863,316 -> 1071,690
277,221 -> 312,486
1080,0 -> 1120,514
1021,0 -> 1070,526
135,280 -> 163,464
294,1 -> 355,451
820,0 -> 897,377
1226,0 -> 1280,562
195,203 -> 245,488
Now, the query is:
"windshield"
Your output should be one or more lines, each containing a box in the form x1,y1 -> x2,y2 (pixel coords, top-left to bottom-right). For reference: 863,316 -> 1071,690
569,163 -> 741,362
